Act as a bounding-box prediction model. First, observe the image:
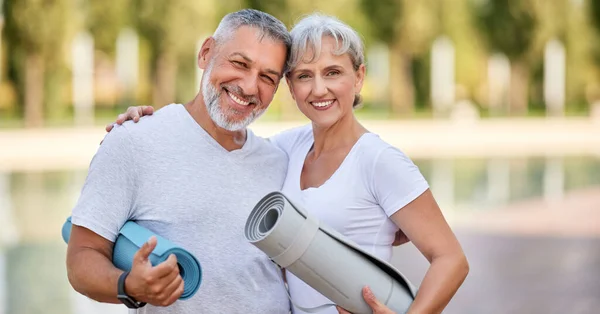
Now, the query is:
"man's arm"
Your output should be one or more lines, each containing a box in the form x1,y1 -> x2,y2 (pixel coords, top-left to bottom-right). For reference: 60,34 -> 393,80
68,124 -> 183,307
66,225 -> 123,303
67,224 -> 185,306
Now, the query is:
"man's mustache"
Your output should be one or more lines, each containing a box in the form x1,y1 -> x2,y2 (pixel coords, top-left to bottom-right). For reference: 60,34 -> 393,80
221,84 -> 261,107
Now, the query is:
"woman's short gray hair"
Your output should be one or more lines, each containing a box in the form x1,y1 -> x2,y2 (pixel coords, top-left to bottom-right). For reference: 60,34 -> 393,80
287,13 -> 365,107
213,9 -> 291,74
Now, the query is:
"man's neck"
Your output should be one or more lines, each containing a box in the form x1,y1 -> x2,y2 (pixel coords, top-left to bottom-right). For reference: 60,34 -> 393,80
184,94 -> 247,151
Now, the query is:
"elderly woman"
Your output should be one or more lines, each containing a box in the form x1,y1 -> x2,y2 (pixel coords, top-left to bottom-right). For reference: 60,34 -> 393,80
109,13 -> 468,314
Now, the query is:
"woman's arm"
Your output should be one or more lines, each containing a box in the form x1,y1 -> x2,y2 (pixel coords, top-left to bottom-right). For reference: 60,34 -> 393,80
391,189 -> 469,314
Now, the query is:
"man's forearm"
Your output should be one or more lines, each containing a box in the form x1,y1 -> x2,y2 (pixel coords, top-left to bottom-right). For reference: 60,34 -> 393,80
67,247 -> 124,304
407,254 -> 469,314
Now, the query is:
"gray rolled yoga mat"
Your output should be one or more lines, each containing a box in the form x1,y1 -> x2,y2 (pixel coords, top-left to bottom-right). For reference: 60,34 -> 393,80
244,192 -> 417,314
62,217 -> 202,300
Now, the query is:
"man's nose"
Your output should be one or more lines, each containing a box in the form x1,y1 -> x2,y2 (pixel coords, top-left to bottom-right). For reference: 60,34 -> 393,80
239,73 -> 259,97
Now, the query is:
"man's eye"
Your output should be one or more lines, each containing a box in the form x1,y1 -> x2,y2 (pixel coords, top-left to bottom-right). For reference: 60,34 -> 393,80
297,74 -> 310,79
232,61 -> 247,68
326,71 -> 340,76
262,75 -> 275,84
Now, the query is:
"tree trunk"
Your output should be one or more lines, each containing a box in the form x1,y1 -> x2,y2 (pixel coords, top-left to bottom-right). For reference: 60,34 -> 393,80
24,53 -> 44,128
509,61 -> 529,116
152,52 -> 177,107
389,42 -> 415,117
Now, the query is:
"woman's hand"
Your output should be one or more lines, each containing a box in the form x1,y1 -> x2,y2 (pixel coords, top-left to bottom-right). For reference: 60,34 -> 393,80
336,286 -> 396,314
105,106 -> 155,132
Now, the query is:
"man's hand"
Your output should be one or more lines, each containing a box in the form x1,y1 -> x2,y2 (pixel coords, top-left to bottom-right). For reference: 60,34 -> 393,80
125,236 -> 184,307
337,286 -> 396,314
106,106 -> 154,132
392,229 -> 410,246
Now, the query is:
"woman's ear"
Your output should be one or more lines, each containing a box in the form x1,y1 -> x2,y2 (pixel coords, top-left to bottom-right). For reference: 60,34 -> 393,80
198,37 -> 216,70
355,64 -> 366,93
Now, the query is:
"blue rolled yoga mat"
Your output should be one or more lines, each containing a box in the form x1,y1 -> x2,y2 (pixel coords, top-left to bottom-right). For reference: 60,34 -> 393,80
62,217 -> 202,300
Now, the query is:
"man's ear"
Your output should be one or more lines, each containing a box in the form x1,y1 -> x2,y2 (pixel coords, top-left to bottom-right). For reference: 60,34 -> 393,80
198,37 -> 216,70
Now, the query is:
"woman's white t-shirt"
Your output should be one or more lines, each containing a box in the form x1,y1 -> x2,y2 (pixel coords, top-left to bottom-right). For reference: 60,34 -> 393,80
270,125 -> 429,314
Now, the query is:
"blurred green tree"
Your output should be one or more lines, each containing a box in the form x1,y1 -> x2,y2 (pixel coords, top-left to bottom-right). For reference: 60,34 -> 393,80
133,0 -> 216,107
590,0 -> 600,66
360,0 -> 414,116
3,0 -> 73,127
85,0 -> 131,56
471,0 -> 538,115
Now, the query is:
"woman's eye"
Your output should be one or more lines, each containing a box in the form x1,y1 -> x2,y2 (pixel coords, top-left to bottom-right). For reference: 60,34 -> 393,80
297,74 -> 309,79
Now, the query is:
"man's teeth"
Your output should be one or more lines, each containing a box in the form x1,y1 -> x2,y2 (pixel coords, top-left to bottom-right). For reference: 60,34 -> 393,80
312,100 -> 334,108
228,91 -> 250,106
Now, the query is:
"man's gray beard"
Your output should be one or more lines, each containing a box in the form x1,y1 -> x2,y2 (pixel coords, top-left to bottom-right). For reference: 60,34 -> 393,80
201,64 -> 266,131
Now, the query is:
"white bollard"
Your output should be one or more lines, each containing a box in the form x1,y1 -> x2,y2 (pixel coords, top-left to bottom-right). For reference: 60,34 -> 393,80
116,28 -> 139,105
431,36 -> 455,118
72,31 -> 95,126
544,39 -> 566,117
487,53 -> 511,116
367,43 -> 390,104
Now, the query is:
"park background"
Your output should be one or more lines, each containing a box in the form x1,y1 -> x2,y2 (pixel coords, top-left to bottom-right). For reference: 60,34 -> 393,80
1,0 -> 599,313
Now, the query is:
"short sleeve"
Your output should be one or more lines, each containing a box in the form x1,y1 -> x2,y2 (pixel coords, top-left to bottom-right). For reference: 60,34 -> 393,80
70,125 -> 138,242
370,147 -> 429,217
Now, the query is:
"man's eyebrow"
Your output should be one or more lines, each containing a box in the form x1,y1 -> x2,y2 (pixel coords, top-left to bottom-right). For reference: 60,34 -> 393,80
230,52 -> 253,63
265,68 -> 282,78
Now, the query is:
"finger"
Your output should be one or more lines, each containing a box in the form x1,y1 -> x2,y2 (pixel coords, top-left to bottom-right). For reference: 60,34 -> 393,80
163,274 -> 184,300
162,276 -> 184,306
116,114 -> 126,124
362,286 -> 384,312
127,107 -> 141,122
157,260 -> 181,282
142,106 -> 155,116
105,124 -> 114,132
150,254 -> 179,279
133,236 -> 157,265
336,306 -> 351,314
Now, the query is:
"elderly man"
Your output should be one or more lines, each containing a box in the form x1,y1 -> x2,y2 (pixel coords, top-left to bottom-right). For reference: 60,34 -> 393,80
66,9 -> 292,313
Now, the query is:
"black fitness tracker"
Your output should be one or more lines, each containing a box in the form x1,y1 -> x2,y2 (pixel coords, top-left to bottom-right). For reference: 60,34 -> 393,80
117,271 -> 147,309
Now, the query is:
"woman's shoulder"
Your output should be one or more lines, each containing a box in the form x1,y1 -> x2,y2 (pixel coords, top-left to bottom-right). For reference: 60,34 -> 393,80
268,123 -> 313,154
357,133 -> 406,159
355,133 -> 418,174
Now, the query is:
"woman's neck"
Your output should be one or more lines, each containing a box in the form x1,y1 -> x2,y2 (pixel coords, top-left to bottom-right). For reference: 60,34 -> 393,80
310,113 -> 367,158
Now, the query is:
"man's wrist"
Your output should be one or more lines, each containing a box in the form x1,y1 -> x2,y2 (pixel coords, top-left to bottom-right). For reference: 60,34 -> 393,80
118,271 -> 146,308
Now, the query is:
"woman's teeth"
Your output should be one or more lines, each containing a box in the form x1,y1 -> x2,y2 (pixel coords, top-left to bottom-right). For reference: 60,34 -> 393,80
228,91 -> 250,106
311,100 -> 334,108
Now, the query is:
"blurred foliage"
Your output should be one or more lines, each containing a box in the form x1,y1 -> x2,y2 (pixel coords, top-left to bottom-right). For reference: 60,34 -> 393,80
1,0 -> 599,126
471,0 -> 537,62
3,0 -> 74,126
84,0 -> 131,56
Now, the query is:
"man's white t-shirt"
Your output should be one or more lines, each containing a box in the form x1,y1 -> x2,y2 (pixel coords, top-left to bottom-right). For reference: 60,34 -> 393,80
70,104 -> 291,314
270,125 -> 429,314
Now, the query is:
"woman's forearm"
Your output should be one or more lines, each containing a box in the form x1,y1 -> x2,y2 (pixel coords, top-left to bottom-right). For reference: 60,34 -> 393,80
407,253 -> 469,314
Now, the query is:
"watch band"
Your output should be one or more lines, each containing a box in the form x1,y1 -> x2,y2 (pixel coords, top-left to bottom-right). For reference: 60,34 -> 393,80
117,271 -> 147,309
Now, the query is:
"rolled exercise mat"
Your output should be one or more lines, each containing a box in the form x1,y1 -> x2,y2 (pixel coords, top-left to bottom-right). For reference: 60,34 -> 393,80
244,192 -> 417,314
62,217 -> 202,300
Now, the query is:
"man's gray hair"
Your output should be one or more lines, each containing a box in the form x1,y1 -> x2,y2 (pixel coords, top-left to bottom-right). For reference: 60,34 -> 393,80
213,9 -> 291,74
287,13 -> 365,106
